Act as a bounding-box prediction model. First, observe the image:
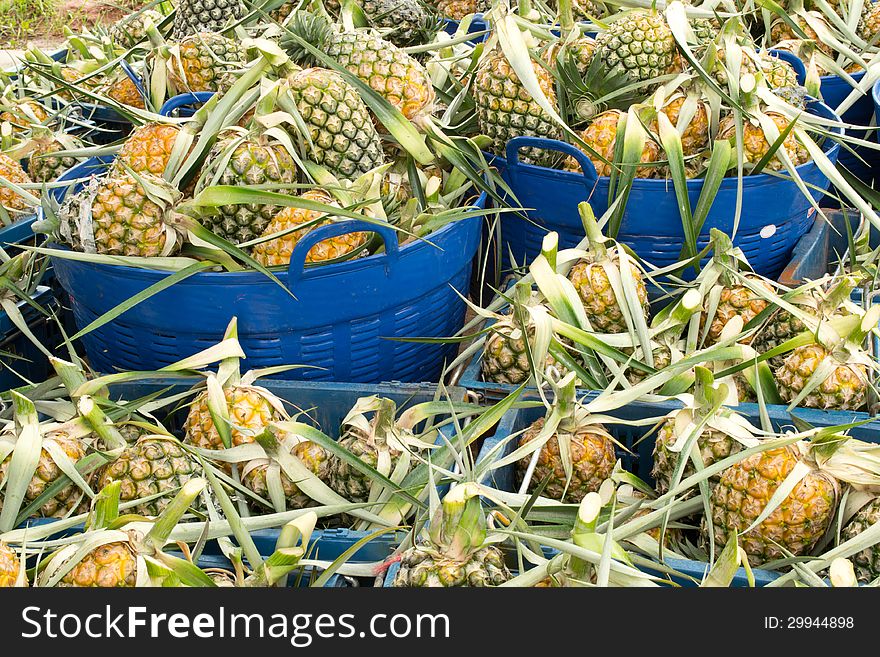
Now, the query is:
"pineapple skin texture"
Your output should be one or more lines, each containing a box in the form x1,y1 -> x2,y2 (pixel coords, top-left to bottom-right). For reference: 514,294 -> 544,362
473,50 -> 562,167
708,445 -> 838,564
515,417 -> 616,503
392,545 -> 511,586
841,498 -> 880,582
59,542 -> 138,587
184,387 -> 281,452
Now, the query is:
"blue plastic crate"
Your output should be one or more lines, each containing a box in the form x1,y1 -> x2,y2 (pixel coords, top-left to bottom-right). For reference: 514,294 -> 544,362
104,378 -> 463,559
186,552 -> 352,587
0,215 -> 38,252
777,208 -> 878,306
475,396 -> 880,586
0,287 -> 59,393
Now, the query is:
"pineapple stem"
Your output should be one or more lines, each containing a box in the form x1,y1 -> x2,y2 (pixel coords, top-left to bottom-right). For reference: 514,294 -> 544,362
77,396 -> 128,452
558,0 -> 575,33
89,481 -> 122,531
429,484 -> 487,561
579,202 -> 607,260
541,232 -> 559,271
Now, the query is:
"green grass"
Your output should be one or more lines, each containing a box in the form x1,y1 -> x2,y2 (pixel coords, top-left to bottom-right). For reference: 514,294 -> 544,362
0,0 -> 141,48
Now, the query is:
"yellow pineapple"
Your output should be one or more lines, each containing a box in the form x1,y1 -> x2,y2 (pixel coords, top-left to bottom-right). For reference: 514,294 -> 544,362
252,189 -> 368,267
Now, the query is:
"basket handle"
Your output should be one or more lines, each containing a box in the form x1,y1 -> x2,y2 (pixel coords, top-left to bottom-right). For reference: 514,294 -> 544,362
159,92 -> 215,117
286,219 -> 401,285
119,60 -> 148,103
504,135 -> 599,188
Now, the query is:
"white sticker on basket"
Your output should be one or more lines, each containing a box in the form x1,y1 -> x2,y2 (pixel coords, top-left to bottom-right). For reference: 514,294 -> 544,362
760,225 -> 777,239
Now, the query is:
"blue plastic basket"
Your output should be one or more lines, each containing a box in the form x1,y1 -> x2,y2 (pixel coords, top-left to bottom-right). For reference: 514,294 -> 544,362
489,100 -> 842,279
822,71 -> 880,204
476,396 -> 880,586
47,158 -> 485,382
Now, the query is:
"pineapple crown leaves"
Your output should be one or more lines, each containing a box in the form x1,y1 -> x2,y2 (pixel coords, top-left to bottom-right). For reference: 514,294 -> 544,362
277,11 -> 337,64
35,478 -> 208,588
553,41 -> 649,125
427,482 -> 488,559
0,396 -> 100,534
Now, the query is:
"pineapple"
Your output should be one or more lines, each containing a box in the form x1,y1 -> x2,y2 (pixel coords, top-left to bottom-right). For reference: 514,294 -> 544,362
473,47 -> 563,167
515,374 -> 616,503
517,416 -> 616,502
565,0 -> 608,20
241,433 -> 331,512
104,74 -> 147,110
392,483 -> 511,587
708,441 -> 844,565
700,274 -> 774,346
172,0 -> 243,39
593,10 -> 678,85
651,369 -> 757,496
115,122 -> 183,177
565,109 -> 660,177
752,280 -> 854,369
759,52 -> 800,89
252,188 -> 368,267
435,0 -> 489,19
545,36 -> 597,76
689,17 -> 720,46
168,32 -> 248,93
283,14 -> 436,126
184,319 -> 289,456
769,15 -> 833,56
657,96 -> 710,157
567,202 -> 650,334
859,2 -> 880,40
0,99 -> 48,135
26,129 -> 83,183
359,0 -> 441,47
75,171 -> 183,257
841,497 -> 880,582
284,67 -> 386,180
0,153 -> 33,216
481,312 -> 571,385
185,386 -> 283,451
97,435 -> 201,517
110,9 -> 165,46
195,131 -> 298,244
0,428 -> 90,520
329,396 -> 426,503
40,479 -> 206,587
0,542 -> 22,587
58,539 -> 139,587
775,343 -> 869,411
